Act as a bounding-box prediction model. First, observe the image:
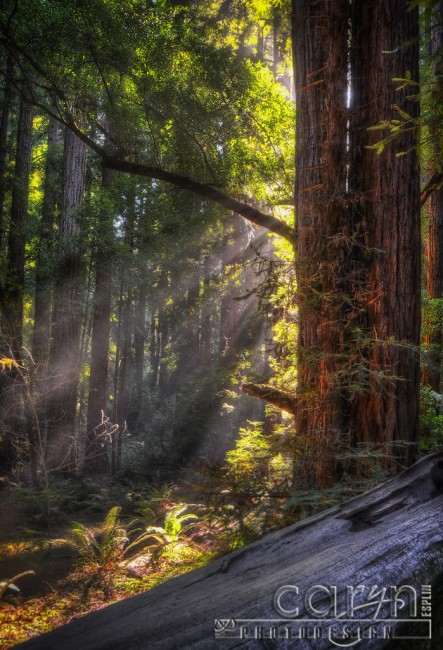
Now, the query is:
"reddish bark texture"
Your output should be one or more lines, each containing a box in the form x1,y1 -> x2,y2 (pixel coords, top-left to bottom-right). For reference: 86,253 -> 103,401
293,0 -> 420,486
349,0 -> 420,466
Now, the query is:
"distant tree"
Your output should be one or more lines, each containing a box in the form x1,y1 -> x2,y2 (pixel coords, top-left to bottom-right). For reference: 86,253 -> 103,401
0,54 -> 13,250
84,163 -> 115,472
46,127 -> 87,471
0,96 -> 32,469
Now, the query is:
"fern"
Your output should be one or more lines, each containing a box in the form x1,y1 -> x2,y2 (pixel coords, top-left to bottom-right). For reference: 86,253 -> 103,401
70,506 -> 128,570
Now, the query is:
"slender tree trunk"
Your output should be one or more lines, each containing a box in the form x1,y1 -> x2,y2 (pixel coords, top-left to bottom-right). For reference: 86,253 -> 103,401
149,310 -> 160,389
111,189 -> 136,471
132,283 -> 146,422
46,127 -> 87,472
173,266 -> 200,393
32,118 -> 60,365
84,165 -> 115,472
0,55 -> 13,252
4,98 -> 33,360
0,97 -> 32,471
219,219 -> 251,358
112,282 -> 124,474
27,117 -> 61,483
157,312 -> 169,393
114,288 -> 132,470
200,255 -> 212,367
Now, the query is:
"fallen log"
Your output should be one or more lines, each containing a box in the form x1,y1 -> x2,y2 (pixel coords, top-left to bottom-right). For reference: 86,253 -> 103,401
241,382 -> 297,415
20,453 -> 443,649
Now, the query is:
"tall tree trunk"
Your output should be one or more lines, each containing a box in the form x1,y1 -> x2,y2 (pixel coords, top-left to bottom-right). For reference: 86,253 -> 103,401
132,283 -> 146,423
27,117 -> 61,483
84,165 -> 115,472
111,188 -> 136,471
149,310 -> 160,390
219,219 -> 251,358
157,312 -> 169,393
349,0 -> 420,468
46,127 -> 87,472
200,255 -> 212,367
292,0 -> 350,488
32,118 -> 60,366
114,288 -> 132,471
425,2 -> 443,393
4,98 -> 33,360
0,97 -> 32,470
0,55 -> 13,251
292,0 -> 420,487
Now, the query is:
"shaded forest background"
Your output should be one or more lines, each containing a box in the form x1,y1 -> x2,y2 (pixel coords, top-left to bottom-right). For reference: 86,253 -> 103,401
0,0 -> 442,645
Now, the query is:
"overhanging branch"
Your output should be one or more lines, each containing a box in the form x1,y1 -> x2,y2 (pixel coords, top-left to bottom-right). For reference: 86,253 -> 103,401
0,27 -> 295,243
100,155 -> 295,241
241,382 -> 297,415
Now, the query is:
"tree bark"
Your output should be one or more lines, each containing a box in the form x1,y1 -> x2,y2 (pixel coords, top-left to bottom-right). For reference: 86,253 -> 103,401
292,0 -> 420,487
0,97 -> 32,470
200,255 -> 212,367
27,117 -> 61,482
3,97 -> 33,360
349,0 -> 421,468
84,165 -> 115,472
292,0 -> 350,487
32,118 -> 61,366
424,2 -> 443,393
46,127 -> 87,472
0,54 -> 13,251
18,453 -> 443,650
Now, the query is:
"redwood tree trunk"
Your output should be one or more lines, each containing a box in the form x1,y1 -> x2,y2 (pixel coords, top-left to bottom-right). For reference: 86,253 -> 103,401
32,118 -> 60,365
4,98 -> 33,360
0,97 -> 32,470
292,0 -> 350,488
27,117 -> 61,482
0,55 -> 13,251
46,127 -> 87,471
84,165 -> 115,472
349,0 -> 420,468
292,0 -> 420,487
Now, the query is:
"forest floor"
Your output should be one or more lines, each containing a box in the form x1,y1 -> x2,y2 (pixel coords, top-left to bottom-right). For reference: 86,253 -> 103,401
0,475 -> 227,649
0,463 -> 368,648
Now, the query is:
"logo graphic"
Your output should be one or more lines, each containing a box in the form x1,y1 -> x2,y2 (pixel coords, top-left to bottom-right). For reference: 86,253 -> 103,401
214,584 -> 432,646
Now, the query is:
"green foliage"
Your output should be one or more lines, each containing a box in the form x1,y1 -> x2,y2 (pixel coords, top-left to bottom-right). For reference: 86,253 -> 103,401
1,0 -> 294,203
70,506 -> 128,570
225,421 -> 270,482
419,385 -> 443,453
127,504 -> 201,564
191,421 -> 295,547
